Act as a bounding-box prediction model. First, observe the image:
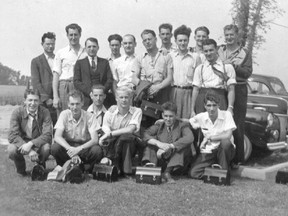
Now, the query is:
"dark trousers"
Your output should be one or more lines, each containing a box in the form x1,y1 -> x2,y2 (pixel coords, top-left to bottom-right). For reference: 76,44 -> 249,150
142,145 -> 192,173
233,84 -> 248,163
104,134 -> 143,175
51,142 -> 103,167
189,139 -> 235,179
7,143 -> 50,173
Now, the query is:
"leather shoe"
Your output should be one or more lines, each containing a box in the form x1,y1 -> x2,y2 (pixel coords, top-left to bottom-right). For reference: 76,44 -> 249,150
64,165 -> 84,184
31,164 -> 46,181
162,172 -> 175,184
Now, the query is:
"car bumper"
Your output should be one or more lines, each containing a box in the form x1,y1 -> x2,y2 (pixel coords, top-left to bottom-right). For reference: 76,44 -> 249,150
267,138 -> 288,151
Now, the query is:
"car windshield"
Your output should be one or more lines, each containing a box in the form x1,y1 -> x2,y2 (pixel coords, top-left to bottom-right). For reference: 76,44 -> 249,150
270,78 -> 288,95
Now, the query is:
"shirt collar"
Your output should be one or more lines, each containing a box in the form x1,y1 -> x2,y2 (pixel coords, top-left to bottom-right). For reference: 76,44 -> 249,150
44,52 -> 55,60
87,104 -> 107,115
203,109 -> 225,123
25,107 -> 38,118
123,54 -> 135,60
143,48 -> 162,58
88,55 -> 97,62
204,57 -> 222,67
114,106 -> 135,115
68,109 -> 84,123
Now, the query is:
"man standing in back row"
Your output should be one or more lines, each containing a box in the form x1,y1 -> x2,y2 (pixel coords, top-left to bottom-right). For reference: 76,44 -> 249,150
158,23 -> 177,53
53,23 -> 87,112
218,24 -> 253,164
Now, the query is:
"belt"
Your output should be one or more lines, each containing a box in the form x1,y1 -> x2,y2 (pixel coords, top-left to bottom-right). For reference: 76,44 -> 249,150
59,78 -> 73,82
173,85 -> 193,89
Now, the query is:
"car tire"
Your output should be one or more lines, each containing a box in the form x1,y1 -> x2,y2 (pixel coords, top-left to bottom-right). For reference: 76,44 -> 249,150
244,135 -> 252,161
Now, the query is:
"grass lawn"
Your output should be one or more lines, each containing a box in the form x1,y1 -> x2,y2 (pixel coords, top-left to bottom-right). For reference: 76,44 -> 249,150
1,146 -> 288,216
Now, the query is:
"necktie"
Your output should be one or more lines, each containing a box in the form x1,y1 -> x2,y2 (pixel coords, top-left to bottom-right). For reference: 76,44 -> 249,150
167,126 -> 173,144
30,114 -> 40,139
210,62 -> 229,82
91,57 -> 96,71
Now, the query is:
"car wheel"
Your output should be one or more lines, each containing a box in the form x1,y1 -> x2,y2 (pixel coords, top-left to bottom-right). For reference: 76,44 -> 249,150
244,135 -> 252,161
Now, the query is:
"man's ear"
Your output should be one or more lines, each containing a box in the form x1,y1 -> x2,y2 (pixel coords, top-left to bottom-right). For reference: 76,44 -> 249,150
162,112 -> 164,119
89,92 -> 93,99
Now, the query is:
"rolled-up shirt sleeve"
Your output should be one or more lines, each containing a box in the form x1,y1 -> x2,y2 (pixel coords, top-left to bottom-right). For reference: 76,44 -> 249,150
129,108 -> 142,132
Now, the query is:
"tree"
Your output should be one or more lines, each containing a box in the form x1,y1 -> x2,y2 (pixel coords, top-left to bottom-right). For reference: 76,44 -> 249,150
231,0 -> 285,56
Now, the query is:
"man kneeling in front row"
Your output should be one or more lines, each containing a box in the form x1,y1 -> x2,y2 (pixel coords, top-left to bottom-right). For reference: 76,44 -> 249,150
51,90 -> 103,180
142,102 -> 195,183
189,91 -> 236,178
8,89 -> 52,180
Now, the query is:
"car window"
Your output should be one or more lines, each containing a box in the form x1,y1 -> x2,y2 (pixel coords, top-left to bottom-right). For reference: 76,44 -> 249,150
248,81 -> 270,95
270,80 -> 288,95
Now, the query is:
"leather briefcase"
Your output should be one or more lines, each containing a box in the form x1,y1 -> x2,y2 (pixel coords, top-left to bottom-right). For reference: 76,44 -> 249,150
140,100 -> 162,119
92,164 -> 118,183
135,166 -> 162,185
275,167 -> 288,184
203,164 -> 230,186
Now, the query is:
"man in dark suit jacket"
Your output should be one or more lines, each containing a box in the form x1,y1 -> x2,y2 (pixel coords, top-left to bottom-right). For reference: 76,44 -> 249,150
74,37 -> 113,110
31,32 -> 57,125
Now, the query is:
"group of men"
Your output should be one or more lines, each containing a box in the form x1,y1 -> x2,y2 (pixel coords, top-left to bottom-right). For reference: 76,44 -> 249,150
7,22 -> 252,183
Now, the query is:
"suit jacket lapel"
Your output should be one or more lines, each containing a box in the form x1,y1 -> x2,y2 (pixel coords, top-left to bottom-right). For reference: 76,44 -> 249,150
97,58 -> 104,82
85,57 -> 92,80
40,54 -> 53,75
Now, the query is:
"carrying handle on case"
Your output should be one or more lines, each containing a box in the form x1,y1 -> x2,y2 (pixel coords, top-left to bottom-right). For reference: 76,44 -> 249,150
211,164 -> 222,169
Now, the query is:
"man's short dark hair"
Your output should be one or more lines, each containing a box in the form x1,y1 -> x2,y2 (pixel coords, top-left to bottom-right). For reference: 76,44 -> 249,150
91,84 -> 106,93
223,24 -> 239,34
202,39 -> 217,48
158,23 -> 173,33
68,90 -> 84,102
41,32 -> 56,44
123,34 -> 136,43
141,29 -> 156,38
85,37 -> 99,46
24,89 -> 40,99
65,23 -> 82,35
174,25 -> 192,39
161,101 -> 177,114
107,34 -> 123,43
194,26 -> 210,36
204,91 -> 220,105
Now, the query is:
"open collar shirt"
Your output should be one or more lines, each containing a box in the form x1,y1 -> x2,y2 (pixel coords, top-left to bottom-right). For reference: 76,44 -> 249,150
170,50 -> 201,86
189,109 -> 236,151
133,49 -> 173,84
54,109 -> 99,143
102,105 -> 142,133
53,45 -> 86,80
192,57 -> 236,89
112,54 -> 136,89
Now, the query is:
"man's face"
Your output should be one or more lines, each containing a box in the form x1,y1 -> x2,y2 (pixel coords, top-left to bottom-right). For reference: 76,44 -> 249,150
86,40 -> 99,57
116,90 -> 131,109
194,30 -> 208,47
175,34 -> 189,53
142,33 -> 157,51
224,29 -> 238,46
109,39 -> 121,56
159,28 -> 172,45
90,89 -> 106,106
24,94 -> 40,114
67,28 -> 81,46
68,96 -> 83,118
42,38 -> 55,55
203,44 -> 218,63
205,100 -> 219,119
122,36 -> 136,55
162,110 -> 176,127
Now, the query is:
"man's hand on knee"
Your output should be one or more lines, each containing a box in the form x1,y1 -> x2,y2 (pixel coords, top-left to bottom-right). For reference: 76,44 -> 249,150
18,142 -> 33,155
67,146 -> 82,158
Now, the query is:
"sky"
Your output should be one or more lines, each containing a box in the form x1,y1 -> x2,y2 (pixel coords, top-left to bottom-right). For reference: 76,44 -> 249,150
0,0 -> 288,87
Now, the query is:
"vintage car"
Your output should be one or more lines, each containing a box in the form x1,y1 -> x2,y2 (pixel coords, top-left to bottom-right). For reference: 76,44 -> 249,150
244,74 -> 288,161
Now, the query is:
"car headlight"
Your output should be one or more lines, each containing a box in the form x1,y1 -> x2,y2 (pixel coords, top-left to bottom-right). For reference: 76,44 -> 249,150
266,113 -> 280,142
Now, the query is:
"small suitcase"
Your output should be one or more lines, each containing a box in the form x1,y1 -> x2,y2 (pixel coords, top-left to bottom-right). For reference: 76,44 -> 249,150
92,164 -> 118,183
140,100 -> 162,119
275,167 -> 288,184
135,166 -> 162,185
203,164 -> 230,186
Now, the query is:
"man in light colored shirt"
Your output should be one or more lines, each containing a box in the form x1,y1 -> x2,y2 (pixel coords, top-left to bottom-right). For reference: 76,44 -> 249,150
31,32 -> 57,125
73,37 -> 113,110
132,29 -> 173,104
51,90 -> 103,173
189,26 -> 210,63
158,23 -> 177,53
87,84 -> 107,128
189,92 -> 236,179
53,23 -> 87,111
99,87 -> 142,177
112,34 -> 137,90
218,24 -> 253,164
191,39 -> 236,117
170,25 -> 201,119
107,34 -> 122,68
8,89 -> 52,180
